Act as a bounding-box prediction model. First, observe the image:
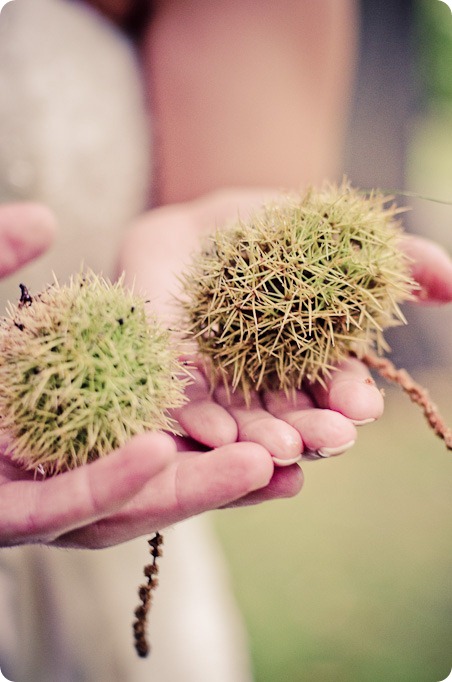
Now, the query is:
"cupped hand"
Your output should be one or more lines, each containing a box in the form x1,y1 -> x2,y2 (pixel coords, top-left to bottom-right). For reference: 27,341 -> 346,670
119,191 -> 452,470
0,430 -> 302,549
118,189 -> 385,471
51,434 -> 302,549
4,195 -> 450,550
171,356 -> 383,465
0,196 -> 300,550
0,432 -> 175,547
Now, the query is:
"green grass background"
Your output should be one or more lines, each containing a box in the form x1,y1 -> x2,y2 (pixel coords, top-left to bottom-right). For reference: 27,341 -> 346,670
213,375 -> 452,682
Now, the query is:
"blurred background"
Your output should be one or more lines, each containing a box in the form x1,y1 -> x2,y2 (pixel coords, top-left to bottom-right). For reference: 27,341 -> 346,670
213,2 -> 452,681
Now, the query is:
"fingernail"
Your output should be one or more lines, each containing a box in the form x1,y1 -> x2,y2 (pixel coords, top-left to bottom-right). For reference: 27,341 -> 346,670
272,454 -> 303,467
318,440 -> 355,457
351,418 -> 376,426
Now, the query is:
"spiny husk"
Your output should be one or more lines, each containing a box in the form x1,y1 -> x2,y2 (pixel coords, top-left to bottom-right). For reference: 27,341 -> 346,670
181,182 -> 417,402
0,271 -> 187,475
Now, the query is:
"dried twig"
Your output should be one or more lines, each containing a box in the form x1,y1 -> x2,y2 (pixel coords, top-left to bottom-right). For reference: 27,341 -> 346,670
133,532 -> 163,658
363,353 -> 452,450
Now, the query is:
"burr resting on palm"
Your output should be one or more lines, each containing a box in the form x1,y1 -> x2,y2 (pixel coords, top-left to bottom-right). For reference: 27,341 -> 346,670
0,271 -> 187,476
181,182 -> 452,449
0,270 -> 188,658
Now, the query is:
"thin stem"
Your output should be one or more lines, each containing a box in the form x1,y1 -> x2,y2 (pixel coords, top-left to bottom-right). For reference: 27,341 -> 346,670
363,353 -> 452,450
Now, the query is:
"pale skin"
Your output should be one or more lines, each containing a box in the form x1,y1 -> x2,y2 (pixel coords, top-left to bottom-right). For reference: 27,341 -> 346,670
0,0 -> 452,549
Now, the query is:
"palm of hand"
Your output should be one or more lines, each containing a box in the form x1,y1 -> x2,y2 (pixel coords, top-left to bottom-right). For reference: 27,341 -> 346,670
0,353 -> 381,551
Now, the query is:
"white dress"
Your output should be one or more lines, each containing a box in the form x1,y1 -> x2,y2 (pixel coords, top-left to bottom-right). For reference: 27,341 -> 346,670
0,2 -> 253,680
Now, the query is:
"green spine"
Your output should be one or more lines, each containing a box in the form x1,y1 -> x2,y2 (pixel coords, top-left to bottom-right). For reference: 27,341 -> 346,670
0,271 -> 186,475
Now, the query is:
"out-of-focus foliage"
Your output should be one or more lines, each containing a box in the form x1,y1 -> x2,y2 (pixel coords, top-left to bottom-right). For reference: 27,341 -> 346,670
415,0 -> 452,105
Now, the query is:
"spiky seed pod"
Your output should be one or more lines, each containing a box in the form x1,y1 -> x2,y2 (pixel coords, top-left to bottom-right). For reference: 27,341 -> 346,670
180,183 -> 417,402
0,271 -> 187,476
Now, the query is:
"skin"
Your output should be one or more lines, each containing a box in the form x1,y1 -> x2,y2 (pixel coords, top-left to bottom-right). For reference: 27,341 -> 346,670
118,189 -> 378,461
0,202 -> 302,549
0,204 -> 450,549
143,0 -> 356,204
0,203 -> 57,277
0,1 -> 451,548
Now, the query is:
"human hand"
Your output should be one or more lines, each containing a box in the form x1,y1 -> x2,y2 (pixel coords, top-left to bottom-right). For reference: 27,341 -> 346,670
0,202 -> 56,278
169,217 -> 452,464
275,234 -> 452,428
0,198 -> 299,549
46,434 -> 302,549
401,233 -> 452,304
119,189 -> 384,473
0,432 -> 174,548
0,425 -> 303,549
2,199 -> 449,550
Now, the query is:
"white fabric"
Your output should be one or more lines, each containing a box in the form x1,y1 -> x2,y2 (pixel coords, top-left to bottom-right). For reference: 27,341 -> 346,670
0,2 -> 253,680
0,0 -> 150,296
0,520 -> 253,682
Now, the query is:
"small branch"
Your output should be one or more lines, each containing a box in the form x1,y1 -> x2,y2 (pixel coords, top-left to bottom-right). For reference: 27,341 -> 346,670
362,353 -> 452,450
133,531 -> 163,658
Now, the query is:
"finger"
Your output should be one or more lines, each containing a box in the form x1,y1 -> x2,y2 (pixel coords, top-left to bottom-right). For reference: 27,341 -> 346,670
171,367 -> 238,447
57,442 -> 275,548
308,357 -> 384,424
215,385 -> 302,466
401,235 -> 452,303
174,442 -> 274,517
263,390 -> 357,458
225,463 -> 304,506
0,432 -> 176,547
0,203 -> 57,278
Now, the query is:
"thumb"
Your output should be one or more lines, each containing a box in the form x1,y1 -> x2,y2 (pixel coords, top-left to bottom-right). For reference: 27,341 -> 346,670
402,234 -> 452,304
0,202 -> 57,278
